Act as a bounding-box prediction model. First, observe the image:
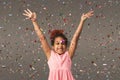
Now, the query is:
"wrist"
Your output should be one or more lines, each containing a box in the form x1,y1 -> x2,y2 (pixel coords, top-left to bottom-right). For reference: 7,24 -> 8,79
80,19 -> 85,23
31,18 -> 37,22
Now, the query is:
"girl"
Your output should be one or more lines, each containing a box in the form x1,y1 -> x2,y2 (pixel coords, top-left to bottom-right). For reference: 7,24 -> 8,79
23,9 -> 94,80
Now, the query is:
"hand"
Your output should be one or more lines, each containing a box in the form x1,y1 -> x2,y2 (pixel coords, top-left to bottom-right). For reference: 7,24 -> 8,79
23,9 -> 37,22
81,11 -> 94,21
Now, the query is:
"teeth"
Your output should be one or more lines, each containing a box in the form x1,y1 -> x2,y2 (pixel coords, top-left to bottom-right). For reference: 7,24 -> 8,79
58,48 -> 62,50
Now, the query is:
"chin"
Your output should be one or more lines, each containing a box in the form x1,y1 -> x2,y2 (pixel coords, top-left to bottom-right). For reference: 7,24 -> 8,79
58,53 -> 64,55
58,51 -> 65,55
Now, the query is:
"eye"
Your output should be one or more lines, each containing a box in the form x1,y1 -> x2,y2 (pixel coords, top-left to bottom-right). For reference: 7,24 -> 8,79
56,42 -> 59,45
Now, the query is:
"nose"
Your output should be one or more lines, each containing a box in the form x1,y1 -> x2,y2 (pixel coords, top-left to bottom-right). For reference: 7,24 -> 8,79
58,43 -> 63,47
59,43 -> 62,46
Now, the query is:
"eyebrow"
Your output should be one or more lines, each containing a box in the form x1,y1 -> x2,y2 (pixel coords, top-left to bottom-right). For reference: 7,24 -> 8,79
55,40 -> 65,43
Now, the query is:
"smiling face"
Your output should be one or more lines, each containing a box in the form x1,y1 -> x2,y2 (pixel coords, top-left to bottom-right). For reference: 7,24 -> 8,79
52,37 -> 67,55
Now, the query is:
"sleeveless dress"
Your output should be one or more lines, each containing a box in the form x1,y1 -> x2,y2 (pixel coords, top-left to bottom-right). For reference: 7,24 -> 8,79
47,50 -> 75,80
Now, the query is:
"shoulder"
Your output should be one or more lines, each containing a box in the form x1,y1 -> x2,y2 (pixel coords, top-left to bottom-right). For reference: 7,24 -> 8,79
67,50 -> 73,59
65,51 -> 71,57
47,50 -> 53,62
65,51 -> 69,54
49,50 -> 56,57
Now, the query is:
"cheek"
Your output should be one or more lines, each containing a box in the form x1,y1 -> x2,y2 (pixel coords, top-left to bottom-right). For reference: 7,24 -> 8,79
52,46 -> 55,50
52,45 -> 57,50
63,45 -> 67,49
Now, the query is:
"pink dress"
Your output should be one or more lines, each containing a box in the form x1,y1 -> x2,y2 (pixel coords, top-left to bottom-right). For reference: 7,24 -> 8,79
47,50 -> 75,80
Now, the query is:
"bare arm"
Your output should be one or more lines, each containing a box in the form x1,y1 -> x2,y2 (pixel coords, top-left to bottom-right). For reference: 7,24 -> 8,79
68,11 -> 94,59
23,9 -> 51,60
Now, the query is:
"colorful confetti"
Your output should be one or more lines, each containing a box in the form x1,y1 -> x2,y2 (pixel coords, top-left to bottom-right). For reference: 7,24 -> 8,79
0,0 -> 120,80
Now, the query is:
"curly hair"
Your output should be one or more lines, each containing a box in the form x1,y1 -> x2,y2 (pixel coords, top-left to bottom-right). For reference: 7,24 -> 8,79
50,30 -> 68,46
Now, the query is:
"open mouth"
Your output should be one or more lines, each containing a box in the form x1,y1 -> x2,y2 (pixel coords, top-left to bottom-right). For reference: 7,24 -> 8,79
57,48 -> 63,50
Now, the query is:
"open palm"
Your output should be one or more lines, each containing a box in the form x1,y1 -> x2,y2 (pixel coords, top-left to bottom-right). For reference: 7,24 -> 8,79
81,11 -> 94,21
23,9 -> 37,21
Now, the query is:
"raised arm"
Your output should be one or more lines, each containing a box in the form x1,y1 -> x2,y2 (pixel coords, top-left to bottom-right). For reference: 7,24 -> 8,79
68,11 -> 94,59
23,9 -> 51,60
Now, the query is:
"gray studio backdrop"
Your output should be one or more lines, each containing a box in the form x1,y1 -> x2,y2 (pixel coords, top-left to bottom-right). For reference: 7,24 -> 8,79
0,0 -> 120,80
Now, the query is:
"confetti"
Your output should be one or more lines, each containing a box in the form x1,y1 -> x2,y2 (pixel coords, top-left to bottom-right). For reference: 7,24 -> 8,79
0,0 -> 120,80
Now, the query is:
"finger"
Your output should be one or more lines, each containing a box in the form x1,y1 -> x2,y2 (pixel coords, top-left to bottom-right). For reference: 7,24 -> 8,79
24,10 -> 30,15
88,14 -> 94,18
90,10 -> 94,12
81,13 -> 85,17
89,11 -> 94,15
27,9 -> 33,14
87,12 -> 94,16
25,17 -> 30,20
87,11 -> 94,15
33,12 -> 36,18
89,13 -> 94,17
23,13 -> 29,16
85,13 -> 91,18
85,15 -> 90,18
87,13 -> 93,16
89,10 -> 94,13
